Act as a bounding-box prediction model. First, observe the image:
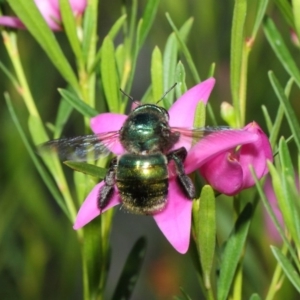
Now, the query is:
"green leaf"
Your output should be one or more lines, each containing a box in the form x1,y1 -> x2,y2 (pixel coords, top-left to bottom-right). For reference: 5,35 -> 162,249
268,72 -> 300,152
175,61 -> 187,95
230,0 -> 247,127
264,18 -> 300,88
137,0 -> 160,49
178,287 -> 193,300
193,102 -> 206,130
5,93 -> 69,218
82,219 -> 103,300
58,88 -> 98,118
292,0 -> 300,42
261,105 -> 273,134
59,0 -> 83,61
89,15 -> 127,74
7,0 -> 80,92
163,33 -> 178,108
166,13 -> 200,83
249,293 -> 262,300
64,161 -> 107,179
0,60 -> 19,90
278,138 -> 300,246
274,0 -> 294,28
217,203 -> 253,300
271,246 -> 300,292
53,98 -> 73,139
251,164 -> 300,272
101,36 -> 121,113
151,46 -> 163,102
82,0 -> 98,65
251,0 -> 269,40
112,237 -> 147,300
163,18 -> 194,108
198,185 -> 216,289
269,78 -> 293,148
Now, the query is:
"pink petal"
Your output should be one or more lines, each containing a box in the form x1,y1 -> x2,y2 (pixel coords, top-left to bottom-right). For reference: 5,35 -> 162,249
200,152 -> 243,195
73,181 -> 121,229
35,0 -> 62,30
0,17 -> 25,29
239,122 -> 273,188
90,113 -> 127,154
153,180 -> 192,254
168,78 -> 215,128
91,113 -> 127,133
69,0 -> 87,15
185,129 -> 259,174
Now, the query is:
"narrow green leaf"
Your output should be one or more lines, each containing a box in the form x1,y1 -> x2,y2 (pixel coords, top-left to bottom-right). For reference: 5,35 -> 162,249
163,18 -> 194,108
166,13 -> 200,83
249,293 -> 262,300
207,62 -> 216,78
89,15 -> 127,74
7,0 -> 80,92
59,0 -> 83,61
271,246 -> 300,292
82,220 -> 103,300
292,0 -> 300,42
58,89 -> 98,118
230,0 -> 247,127
193,102 -> 206,130
137,0 -> 160,49
261,105 -> 273,134
64,161 -> 107,179
82,0 -> 98,64
198,185 -> 216,289
251,164 -> 300,271
217,203 -> 253,300
178,288 -> 193,300
268,71 -> 300,152
264,18 -> 300,88
151,46 -> 163,101
0,60 -> 19,89
269,78 -> 293,148
112,237 -> 147,300
175,61 -> 187,96
5,93 -> 69,218
274,0 -> 294,28
163,33 -> 178,108
278,138 -> 300,246
101,36 -> 121,113
250,161 -> 288,243
54,99 -> 73,139
251,0 -> 269,40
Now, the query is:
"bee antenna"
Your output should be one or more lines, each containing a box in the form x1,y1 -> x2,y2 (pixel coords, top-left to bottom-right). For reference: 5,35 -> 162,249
156,83 -> 177,104
120,88 -> 134,102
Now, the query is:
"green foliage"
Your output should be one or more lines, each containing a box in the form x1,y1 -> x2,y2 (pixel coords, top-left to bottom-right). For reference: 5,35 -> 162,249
1,0 -> 300,299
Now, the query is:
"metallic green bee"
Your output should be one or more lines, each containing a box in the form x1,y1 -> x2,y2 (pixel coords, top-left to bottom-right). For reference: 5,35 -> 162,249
40,95 -> 226,214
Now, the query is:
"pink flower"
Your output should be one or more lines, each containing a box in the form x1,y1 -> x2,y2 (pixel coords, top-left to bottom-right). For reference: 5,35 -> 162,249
73,78 -> 272,253
193,122 -> 273,195
0,0 -> 87,31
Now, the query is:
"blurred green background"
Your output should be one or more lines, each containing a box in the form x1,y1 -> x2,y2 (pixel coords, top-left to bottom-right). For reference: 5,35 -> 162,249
0,0 -> 299,299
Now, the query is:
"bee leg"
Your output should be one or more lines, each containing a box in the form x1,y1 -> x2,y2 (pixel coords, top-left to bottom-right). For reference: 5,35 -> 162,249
98,157 -> 117,210
167,147 -> 195,199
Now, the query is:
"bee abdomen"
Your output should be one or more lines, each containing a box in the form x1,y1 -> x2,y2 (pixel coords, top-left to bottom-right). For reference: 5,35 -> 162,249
116,153 -> 169,214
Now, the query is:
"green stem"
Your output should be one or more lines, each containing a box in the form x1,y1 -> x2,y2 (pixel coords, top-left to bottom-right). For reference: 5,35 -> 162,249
2,31 -> 42,120
239,40 -> 251,127
2,30 -> 77,222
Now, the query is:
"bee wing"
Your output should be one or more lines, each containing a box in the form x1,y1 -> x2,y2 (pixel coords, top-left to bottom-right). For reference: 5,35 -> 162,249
38,131 -> 121,161
171,126 -> 234,149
